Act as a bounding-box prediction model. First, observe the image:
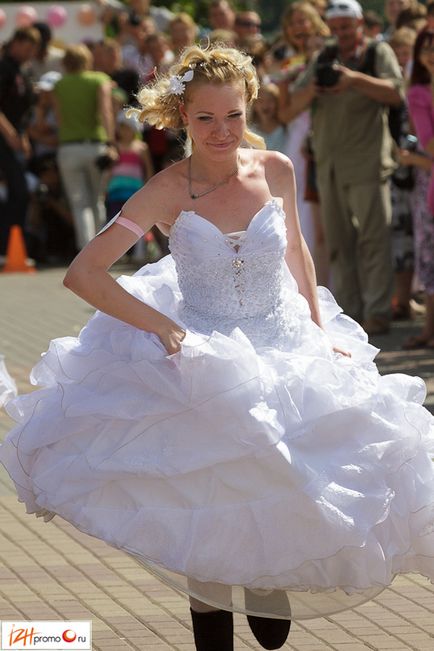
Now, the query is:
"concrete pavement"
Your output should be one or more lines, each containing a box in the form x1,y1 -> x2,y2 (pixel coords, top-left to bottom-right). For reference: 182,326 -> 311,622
1,266 -> 434,650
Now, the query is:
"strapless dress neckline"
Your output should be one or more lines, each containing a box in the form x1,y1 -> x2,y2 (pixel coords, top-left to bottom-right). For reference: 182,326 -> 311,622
172,198 -> 284,238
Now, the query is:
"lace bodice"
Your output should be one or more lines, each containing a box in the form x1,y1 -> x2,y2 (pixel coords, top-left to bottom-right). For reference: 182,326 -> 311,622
169,200 -> 309,347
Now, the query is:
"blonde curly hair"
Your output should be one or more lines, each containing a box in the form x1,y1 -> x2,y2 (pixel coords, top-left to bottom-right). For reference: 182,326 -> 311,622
129,44 -> 265,149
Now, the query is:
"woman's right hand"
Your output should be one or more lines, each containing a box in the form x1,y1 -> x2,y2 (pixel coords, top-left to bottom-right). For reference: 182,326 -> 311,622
155,319 -> 187,355
398,149 -> 415,166
398,149 -> 432,172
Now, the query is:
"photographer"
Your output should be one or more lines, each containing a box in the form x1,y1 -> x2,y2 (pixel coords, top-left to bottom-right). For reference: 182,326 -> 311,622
279,0 -> 404,335
52,44 -> 116,250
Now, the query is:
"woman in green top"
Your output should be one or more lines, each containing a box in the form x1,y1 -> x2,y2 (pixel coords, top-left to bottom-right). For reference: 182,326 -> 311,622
53,44 -> 115,249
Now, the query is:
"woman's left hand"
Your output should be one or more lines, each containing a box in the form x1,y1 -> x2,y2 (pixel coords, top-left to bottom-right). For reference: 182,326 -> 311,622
333,346 -> 351,357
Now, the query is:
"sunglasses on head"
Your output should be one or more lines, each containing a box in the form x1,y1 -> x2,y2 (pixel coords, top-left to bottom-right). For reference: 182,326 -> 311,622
327,3 -> 352,10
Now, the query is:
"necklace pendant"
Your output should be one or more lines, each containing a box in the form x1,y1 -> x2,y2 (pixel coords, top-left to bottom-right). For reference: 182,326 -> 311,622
188,155 -> 239,202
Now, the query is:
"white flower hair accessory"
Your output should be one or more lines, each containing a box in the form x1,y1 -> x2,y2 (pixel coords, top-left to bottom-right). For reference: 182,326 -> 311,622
167,68 -> 194,96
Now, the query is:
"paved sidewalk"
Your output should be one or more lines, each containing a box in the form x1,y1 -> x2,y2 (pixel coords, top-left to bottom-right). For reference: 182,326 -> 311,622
1,267 -> 434,650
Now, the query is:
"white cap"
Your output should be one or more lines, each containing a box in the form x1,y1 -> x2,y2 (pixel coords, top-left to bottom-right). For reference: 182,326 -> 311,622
325,0 -> 363,20
116,110 -> 143,133
35,71 -> 62,91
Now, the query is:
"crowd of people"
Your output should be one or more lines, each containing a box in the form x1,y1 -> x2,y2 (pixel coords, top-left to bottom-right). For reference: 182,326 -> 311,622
1,0 -> 434,346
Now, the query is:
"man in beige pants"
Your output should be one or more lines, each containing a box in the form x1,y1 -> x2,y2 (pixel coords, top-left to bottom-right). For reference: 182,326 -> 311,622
279,0 -> 404,334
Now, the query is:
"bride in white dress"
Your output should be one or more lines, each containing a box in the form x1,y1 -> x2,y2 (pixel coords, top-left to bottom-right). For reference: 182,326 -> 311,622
2,45 -> 434,651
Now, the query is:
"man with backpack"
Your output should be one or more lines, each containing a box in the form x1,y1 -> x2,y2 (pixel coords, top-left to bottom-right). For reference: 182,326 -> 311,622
280,0 -> 404,335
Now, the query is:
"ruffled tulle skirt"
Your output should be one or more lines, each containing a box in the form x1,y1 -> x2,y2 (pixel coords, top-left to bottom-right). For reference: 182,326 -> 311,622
1,255 -> 434,619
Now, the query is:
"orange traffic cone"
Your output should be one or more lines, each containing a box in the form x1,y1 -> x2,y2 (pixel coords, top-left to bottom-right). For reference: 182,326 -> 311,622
2,225 -> 35,273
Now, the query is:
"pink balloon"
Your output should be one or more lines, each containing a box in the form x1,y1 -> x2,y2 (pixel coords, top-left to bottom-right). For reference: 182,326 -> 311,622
0,9 -> 6,29
16,5 -> 38,27
47,5 -> 67,29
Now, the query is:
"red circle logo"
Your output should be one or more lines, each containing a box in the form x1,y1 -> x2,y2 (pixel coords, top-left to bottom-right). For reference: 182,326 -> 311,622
62,630 -> 77,642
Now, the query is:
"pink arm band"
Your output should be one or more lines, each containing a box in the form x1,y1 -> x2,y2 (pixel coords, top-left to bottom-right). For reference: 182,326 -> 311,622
115,215 -> 145,238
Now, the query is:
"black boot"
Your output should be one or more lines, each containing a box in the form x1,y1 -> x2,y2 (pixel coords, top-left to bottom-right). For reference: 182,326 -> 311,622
190,607 -> 234,651
244,589 -> 291,650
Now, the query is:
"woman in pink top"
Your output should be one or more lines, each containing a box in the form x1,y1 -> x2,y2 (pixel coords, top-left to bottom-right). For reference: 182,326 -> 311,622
406,29 -> 434,349
106,112 -> 153,220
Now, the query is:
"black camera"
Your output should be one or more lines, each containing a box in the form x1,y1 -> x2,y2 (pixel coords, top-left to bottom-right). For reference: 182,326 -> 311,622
393,134 -> 418,190
400,134 -> 418,152
272,44 -> 287,62
95,154 -> 115,171
315,41 -> 341,87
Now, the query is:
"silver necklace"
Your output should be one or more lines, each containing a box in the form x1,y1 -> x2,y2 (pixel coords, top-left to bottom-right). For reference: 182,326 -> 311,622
188,155 -> 238,200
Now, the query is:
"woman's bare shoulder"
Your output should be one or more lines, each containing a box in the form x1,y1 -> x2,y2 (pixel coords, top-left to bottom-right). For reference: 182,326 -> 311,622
263,150 -> 294,189
261,148 -> 293,170
122,158 -> 188,227
244,148 -> 293,172
243,148 -> 294,196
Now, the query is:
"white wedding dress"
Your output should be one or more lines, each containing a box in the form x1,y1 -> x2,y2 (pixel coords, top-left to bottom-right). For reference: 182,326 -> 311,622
2,200 -> 434,619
